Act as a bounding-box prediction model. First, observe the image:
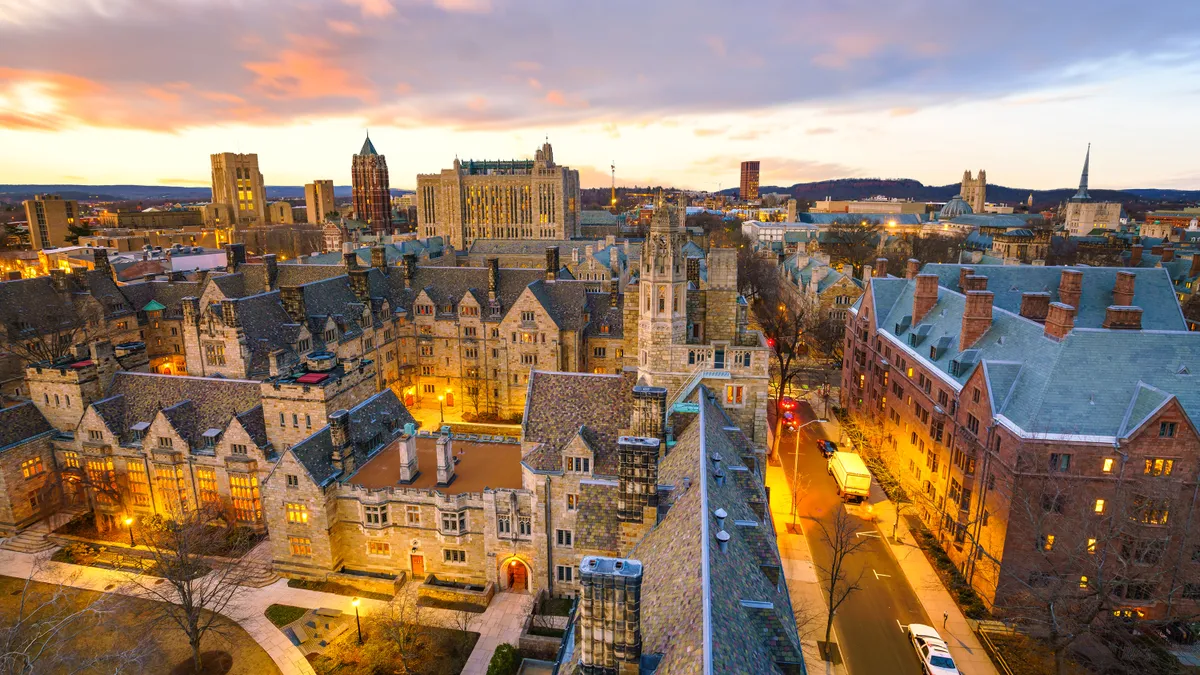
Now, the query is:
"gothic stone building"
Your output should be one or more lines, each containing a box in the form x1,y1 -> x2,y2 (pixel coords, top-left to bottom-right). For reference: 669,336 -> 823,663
845,261 -> 1200,619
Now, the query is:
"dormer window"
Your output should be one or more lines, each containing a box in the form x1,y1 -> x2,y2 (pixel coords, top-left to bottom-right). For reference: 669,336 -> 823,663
324,328 -> 337,342
88,429 -> 103,442
567,456 -> 591,473
298,338 -> 311,353
158,437 -> 174,449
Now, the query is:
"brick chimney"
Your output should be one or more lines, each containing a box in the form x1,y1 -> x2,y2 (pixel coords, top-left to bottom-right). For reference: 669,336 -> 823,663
545,246 -> 560,282
1130,245 -> 1143,267
610,272 -> 620,307
225,243 -> 245,272
263,253 -> 278,291
343,249 -> 358,269
958,267 -> 975,292
92,247 -> 111,275
913,274 -> 939,324
875,257 -> 888,279
964,275 -> 988,292
1191,254 -> 1200,279
1152,244 -> 1164,256
906,258 -> 920,279
960,291 -> 994,349
396,426 -> 420,484
1113,271 -> 1136,306
402,253 -> 416,289
1163,247 -> 1175,262
579,556 -> 643,675
349,268 -> 370,302
1058,269 -> 1083,310
1102,305 -> 1143,330
220,299 -> 240,328
1019,292 -> 1051,322
371,246 -> 387,273
1045,302 -> 1076,340
280,286 -> 306,323
435,430 -> 455,487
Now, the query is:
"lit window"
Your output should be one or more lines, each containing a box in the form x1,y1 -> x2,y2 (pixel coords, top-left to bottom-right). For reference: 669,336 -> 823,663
406,505 -> 421,525
1087,538 -> 1097,554
1079,576 -> 1089,589
567,494 -> 579,511
196,467 -> 219,506
1042,534 -> 1055,551
1094,499 -> 1106,514
725,385 -> 745,406
1102,458 -> 1114,473
289,536 -> 312,557
20,457 -> 45,479
286,503 -> 309,524
368,541 -> 390,556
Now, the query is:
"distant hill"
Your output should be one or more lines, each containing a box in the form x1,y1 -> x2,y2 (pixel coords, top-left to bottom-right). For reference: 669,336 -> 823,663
0,185 -> 413,203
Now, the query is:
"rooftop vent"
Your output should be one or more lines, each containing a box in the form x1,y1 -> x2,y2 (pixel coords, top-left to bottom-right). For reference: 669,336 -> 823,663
908,323 -> 933,347
716,530 -> 731,553
714,508 -> 727,529
1178,365 -> 1190,375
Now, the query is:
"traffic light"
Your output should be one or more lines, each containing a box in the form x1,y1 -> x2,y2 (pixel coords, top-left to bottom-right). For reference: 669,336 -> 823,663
767,337 -> 776,349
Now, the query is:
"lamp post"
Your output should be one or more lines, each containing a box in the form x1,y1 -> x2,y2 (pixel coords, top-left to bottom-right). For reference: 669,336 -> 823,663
437,395 -> 445,427
352,597 -> 362,644
791,418 -> 828,529
124,517 -> 135,547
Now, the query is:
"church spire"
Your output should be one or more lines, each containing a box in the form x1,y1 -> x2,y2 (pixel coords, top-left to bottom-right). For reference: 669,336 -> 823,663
1071,143 -> 1091,202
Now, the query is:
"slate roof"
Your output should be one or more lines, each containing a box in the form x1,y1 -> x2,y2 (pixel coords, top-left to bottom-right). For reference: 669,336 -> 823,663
574,480 -> 620,551
521,370 -> 636,475
582,292 -> 624,338
119,279 -> 205,319
800,212 -> 925,225
0,277 -> 80,333
93,372 -> 264,449
289,389 -> 416,486
0,402 -> 55,452
527,279 -> 591,331
220,291 -> 303,377
937,213 -> 1045,228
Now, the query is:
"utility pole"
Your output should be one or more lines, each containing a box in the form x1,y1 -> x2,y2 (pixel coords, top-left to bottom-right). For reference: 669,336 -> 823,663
610,161 -> 617,213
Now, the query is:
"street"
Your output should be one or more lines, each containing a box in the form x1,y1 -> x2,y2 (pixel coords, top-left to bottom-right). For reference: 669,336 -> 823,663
777,400 -> 930,675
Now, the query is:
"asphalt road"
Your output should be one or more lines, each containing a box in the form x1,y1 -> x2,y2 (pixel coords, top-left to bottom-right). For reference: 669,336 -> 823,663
776,400 -> 930,675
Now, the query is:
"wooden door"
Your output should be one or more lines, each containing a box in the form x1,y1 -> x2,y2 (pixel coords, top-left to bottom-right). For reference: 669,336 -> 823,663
410,554 -> 425,579
508,562 -> 527,592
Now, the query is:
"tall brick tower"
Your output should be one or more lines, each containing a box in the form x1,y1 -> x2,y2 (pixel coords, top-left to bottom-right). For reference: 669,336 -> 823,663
351,133 -> 392,233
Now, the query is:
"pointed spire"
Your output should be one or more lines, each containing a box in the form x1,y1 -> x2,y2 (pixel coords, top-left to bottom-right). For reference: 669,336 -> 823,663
1071,143 -> 1091,202
359,130 -> 378,157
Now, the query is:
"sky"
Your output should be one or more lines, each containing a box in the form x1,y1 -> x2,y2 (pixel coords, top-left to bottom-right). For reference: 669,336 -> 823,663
2,0 -> 1200,192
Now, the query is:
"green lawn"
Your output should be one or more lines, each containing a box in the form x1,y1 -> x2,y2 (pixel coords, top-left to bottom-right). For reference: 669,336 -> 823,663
265,604 -> 308,628
0,575 -> 280,675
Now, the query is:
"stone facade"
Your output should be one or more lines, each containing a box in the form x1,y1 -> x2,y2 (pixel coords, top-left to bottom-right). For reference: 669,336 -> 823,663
960,169 -> 986,214
210,153 -> 266,227
306,180 -> 336,226
0,403 -> 57,536
1065,200 -> 1123,236
416,142 -> 581,249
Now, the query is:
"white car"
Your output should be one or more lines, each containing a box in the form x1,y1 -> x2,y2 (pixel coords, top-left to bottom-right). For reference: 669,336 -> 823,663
907,623 -> 960,675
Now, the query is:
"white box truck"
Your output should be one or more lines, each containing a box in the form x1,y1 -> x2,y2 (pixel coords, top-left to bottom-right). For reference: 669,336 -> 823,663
828,451 -> 871,503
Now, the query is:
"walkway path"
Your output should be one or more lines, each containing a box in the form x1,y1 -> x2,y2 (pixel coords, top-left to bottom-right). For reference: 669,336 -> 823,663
0,548 -> 531,675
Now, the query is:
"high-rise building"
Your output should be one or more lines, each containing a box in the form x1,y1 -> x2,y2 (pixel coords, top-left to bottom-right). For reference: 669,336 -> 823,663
305,180 -> 336,225
739,160 -> 760,202
210,153 -> 266,227
24,194 -> 78,250
960,169 -> 986,213
416,142 -> 581,249
351,135 -> 392,233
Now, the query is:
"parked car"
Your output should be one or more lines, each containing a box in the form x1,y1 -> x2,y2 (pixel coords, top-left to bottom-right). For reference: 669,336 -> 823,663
780,396 -> 798,412
782,411 -> 799,432
817,439 -> 838,458
907,624 -> 960,675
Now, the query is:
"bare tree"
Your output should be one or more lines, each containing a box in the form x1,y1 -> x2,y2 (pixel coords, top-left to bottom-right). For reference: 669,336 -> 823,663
447,607 -> 476,657
805,314 -> 845,368
754,296 -> 810,460
0,296 -> 114,366
354,592 -> 430,675
822,218 -> 882,278
122,504 -> 253,675
814,508 -> 870,657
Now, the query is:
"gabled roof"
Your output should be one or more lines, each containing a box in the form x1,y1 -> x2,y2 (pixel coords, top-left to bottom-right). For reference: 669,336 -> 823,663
0,402 -> 54,452
521,370 -> 637,475
94,372 -> 262,448
288,389 -> 415,486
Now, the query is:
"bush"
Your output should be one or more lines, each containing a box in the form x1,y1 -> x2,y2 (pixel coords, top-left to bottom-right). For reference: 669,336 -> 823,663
486,643 -> 521,675
61,542 -> 100,565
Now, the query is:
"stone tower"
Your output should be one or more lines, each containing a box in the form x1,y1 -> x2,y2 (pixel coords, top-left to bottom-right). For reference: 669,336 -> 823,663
960,169 -> 986,214
637,193 -> 689,367
352,133 -> 392,233
578,556 -> 643,675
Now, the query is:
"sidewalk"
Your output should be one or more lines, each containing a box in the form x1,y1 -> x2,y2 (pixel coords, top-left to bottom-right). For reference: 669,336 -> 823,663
0,547 -> 530,675
764,462 -> 849,675
867,498 -> 998,675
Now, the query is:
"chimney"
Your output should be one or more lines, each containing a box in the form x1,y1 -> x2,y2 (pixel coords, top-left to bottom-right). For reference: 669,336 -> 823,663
402,253 -> 416,289
1163,247 -> 1175,263
343,249 -> 358,269
1102,305 -> 1143,330
268,349 -> 287,376
958,267 -> 975,292
280,286 -> 306,323
487,258 -> 499,303
1113,271 -> 1136,306
1019,292 -> 1051,322
1152,244 -> 1164,256
686,257 -> 701,285
435,431 -> 455,487
1044,302 -> 1076,340
49,269 -> 70,293
182,296 -> 200,325
1058,269 -> 1083,310
963,274 -> 988,292
579,557 -> 643,675
913,273 -> 939,324
631,385 -> 668,441
329,409 -> 352,476
545,246 -> 560,282
874,257 -> 888,279
225,243 -> 245,272
1191,254 -> 1200,279
617,436 -> 661,523
960,291 -> 994,349
906,258 -> 920,279
93,248 -> 110,275
220,299 -> 240,328
396,429 -> 420,484
610,272 -> 620,307
371,246 -> 387,273
349,268 -> 370,302
263,253 -> 278,291
1130,245 -> 1143,267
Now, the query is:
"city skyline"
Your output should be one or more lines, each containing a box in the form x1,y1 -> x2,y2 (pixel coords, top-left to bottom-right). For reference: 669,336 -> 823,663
2,1 -> 1200,191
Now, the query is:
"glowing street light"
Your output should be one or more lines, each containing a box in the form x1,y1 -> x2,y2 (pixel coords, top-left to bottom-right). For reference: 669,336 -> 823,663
351,597 -> 362,644
437,395 -> 445,427
124,516 -> 135,547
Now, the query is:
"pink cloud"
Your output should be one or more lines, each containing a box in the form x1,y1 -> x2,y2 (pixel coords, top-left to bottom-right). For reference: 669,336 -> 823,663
344,0 -> 394,18
467,96 -> 488,111
244,47 -> 377,102
327,20 -> 360,35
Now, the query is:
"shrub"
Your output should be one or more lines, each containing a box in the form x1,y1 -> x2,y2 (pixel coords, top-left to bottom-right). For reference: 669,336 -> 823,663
62,542 -> 99,565
486,643 -> 521,675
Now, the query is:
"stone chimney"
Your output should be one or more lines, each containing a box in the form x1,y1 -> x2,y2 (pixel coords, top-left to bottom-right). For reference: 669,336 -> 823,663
349,268 -> 370,302
220,299 -> 240,328
610,272 -> 620,307
617,436 -> 660,523
963,275 -> 988,292
906,258 -> 920,279
487,258 -> 500,303
182,296 -> 200,325
1102,305 -> 1143,330
1045,302 -> 1076,340
225,243 -> 246,272
1058,269 -> 1083,310
545,246 -> 560,282
268,349 -> 287,377
631,385 -> 668,441
329,409 -> 353,476
396,427 -> 420,484
371,246 -> 387,273
1163,247 -> 1176,262
93,248 -> 111,275
1019,292 -> 1051,322
579,557 -> 643,675
686,257 -> 701,285
961,291 -> 994,349
874,257 -> 888,279
435,431 -> 455,487
402,253 -> 417,289
913,274 -> 939,324
49,269 -> 71,293
1130,245 -> 1143,267
343,249 -> 358,269
957,267 -> 975,292
280,286 -> 306,323
1113,271 -> 1136,306
1152,244 -> 1164,256
263,253 -> 278,291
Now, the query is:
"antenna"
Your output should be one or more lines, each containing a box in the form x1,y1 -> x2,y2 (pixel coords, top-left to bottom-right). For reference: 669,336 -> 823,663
610,161 -> 616,212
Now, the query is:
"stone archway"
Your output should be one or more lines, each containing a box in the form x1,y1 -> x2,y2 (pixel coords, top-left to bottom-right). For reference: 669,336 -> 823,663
501,557 -> 531,593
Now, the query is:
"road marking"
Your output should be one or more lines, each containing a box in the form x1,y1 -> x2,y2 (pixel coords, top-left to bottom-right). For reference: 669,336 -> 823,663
873,569 -> 891,580
855,531 -> 881,539
897,619 -> 906,633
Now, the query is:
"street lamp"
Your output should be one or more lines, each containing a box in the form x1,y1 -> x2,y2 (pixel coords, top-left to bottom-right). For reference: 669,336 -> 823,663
123,516 -> 135,547
352,597 -> 362,644
437,395 -> 445,427
791,418 -> 829,528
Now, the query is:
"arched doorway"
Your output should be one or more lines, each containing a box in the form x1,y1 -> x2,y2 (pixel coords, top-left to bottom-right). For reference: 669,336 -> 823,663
503,558 -> 530,593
